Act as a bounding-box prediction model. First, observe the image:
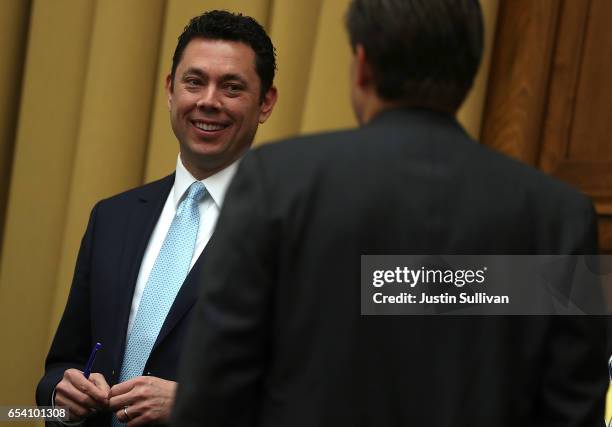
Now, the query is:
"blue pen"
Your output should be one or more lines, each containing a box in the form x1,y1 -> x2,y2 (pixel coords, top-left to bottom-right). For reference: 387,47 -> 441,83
83,342 -> 102,379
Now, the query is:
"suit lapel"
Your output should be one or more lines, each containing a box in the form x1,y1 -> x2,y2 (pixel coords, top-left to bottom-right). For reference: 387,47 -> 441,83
110,173 -> 211,359
111,174 -> 175,368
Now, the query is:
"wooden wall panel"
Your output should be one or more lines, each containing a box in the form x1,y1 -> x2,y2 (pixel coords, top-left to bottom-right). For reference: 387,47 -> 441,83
482,0 -> 612,253
480,0 -> 560,166
538,0 -> 612,251
569,0 -> 612,161
538,0 -> 590,173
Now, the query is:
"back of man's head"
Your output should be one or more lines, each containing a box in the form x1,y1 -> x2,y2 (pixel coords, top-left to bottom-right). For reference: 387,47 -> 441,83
346,0 -> 483,113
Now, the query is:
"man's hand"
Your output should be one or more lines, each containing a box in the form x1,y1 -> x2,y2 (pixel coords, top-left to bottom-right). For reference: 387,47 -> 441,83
109,376 -> 177,426
55,369 -> 110,422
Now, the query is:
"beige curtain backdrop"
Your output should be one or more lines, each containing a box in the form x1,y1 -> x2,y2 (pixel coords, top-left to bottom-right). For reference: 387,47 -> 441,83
0,0 -> 498,422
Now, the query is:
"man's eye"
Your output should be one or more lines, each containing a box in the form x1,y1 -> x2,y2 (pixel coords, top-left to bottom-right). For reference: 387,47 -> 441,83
226,84 -> 243,92
185,79 -> 201,87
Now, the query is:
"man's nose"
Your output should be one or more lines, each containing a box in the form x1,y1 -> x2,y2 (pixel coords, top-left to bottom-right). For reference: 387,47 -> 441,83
196,86 -> 222,110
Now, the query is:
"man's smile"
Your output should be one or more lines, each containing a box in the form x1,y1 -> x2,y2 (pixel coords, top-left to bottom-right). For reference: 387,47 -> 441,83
190,119 -> 230,135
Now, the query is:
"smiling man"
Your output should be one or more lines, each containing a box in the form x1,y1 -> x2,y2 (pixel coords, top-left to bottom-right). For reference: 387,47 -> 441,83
167,33 -> 276,179
36,11 -> 277,426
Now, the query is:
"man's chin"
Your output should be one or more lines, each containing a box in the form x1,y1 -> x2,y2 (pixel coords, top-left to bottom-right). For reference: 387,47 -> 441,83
180,148 -> 234,177
183,140 -> 229,159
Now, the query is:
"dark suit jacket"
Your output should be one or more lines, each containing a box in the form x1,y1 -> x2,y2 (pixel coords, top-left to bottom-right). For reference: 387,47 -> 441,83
37,174 -> 204,426
172,109 -> 607,427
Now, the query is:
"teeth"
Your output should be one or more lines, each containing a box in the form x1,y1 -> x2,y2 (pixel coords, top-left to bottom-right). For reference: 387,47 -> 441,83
194,121 -> 225,131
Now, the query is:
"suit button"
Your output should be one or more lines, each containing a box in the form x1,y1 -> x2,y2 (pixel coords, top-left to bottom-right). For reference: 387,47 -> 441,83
146,371 -> 151,375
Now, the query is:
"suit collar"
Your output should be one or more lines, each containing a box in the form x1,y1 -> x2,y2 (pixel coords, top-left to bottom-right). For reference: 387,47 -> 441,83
367,107 -> 466,134
133,173 -> 175,203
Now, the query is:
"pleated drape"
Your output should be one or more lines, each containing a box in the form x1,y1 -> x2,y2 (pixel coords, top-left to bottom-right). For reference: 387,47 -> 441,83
0,1 -> 98,411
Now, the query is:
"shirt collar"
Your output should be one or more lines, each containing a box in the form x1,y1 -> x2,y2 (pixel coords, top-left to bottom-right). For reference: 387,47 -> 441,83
173,154 -> 240,209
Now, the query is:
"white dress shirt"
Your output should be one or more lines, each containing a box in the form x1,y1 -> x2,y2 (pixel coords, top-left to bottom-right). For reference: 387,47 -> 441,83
126,154 -> 238,334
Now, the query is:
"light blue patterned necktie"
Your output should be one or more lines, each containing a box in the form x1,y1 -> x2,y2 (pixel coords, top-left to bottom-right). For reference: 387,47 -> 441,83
113,181 -> 206,425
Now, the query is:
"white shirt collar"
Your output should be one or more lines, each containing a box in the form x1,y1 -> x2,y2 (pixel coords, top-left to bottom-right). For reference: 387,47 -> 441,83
173,154 -> 240,208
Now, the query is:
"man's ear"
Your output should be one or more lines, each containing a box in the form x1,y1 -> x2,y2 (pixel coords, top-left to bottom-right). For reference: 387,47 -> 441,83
258,86 -> 278,124
355,44 -> 374,89
165,74 -> 173,111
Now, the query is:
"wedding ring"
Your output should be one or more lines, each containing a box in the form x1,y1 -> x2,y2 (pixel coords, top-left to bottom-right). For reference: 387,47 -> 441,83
124,406 -> 131,420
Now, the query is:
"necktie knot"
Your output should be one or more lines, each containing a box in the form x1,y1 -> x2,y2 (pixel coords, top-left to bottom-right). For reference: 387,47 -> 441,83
185,181 -> 206,202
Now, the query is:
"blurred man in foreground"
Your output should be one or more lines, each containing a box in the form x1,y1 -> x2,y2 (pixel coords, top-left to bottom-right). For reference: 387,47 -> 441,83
173,1 -> 606,426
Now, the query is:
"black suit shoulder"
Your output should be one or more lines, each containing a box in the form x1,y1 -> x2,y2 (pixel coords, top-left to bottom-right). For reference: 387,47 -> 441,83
94,174 -> 174,211
256,118 -> 587,207
246,109 -> 595,254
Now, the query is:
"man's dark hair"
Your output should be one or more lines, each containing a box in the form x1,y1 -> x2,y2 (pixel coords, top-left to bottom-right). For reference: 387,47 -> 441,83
171,10 -> 276,101
346,0 -> 483,112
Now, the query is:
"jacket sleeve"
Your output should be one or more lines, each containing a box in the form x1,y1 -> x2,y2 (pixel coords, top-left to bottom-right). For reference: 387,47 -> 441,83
532,198 -> 608,427
36,203 -> 99,407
